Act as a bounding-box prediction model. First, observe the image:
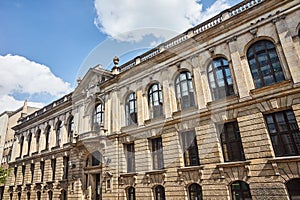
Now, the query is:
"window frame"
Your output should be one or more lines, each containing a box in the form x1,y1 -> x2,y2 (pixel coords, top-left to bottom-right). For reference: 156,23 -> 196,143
151,137 -> 164,170
181,130 -> 200,166
45,126 -> 51,150
19,135 -> 24,157
264,110 -> 300,157
154,185 -> 166,200
219,121 -> 245,162
125,92 -> 138,126
35,129 -> 41,153
148,83 -> 164,118
247,40 -> 285,88
230,181 -> 252,200
56,121 -> 62,147
207,57 -> 234,100
175,71 -> 195,110
126,143 -> 135,173
188,183 -> 203,200
93,103 -> 104,131
127,186 -> 136,200
27,132 -> 32,155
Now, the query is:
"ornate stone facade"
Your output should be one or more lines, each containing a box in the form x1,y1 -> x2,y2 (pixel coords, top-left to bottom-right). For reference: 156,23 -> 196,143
3,0 -> 300,199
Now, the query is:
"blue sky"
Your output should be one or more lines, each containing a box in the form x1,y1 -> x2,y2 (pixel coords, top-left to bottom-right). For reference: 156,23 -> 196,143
0,0 -> 242,112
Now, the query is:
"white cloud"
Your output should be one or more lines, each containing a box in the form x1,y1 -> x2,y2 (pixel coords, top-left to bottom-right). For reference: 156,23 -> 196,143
94,0 -> 236,42
0,54 -> 72,113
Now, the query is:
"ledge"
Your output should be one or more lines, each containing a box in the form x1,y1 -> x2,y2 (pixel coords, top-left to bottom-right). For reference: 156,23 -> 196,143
249,80 -> 293,98
144,115 -> 166,126
177,165 -> 204,172
268,156 -> 300,176
31,152 -> 38,155
145,169 -> 167,175
119,172 -> 138,177
216,160 -> 250,168
51,146 -> 61,151
41,149 -> 49,153
172,106 -> 197,118
206,95 -> 239,109
120,124 -> 138,133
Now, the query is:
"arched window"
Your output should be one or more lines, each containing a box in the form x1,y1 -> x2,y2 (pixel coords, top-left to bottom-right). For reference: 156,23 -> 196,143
45,126 -> 51,150
247,40 -> 284,88
67,116 -> 74,142
19,135 -> 24,157
175,71 -> 195,109
93,103 -> 104,131
27,133 -> 32,155
125,92 -> 137,125
208,57 -> 234,100
188,183 -> 203,200
48,190 -> 53,200
148,83 -> 163,118
56,121 -> 62,147
230,181 -> 252,200
91,151 -> 102,166
286,178 -> 300,200
35,129 -> 41,152
154,185 -> 165,200
37,191 -> 41,200
61,190 -> 67,200
127,186 -> 136,200
27,192 -> 30,200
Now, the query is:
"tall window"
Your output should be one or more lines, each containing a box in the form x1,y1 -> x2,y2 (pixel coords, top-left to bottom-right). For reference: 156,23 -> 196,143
27,133 -> 32,155
151,138 -> 164,170
68,116 -> 74,142
230,181 -> 252,200
148,83 -> 163,118
127,186 -> 136,200
93,103 -> 104,131
247,40 -> 284,88
125,93 -> 137,125
51,159 -> 56,181
14,167 -> 17,185
48,191 -> 53,200
18,193 -> 21,200
154,185 -> 165,200
175,71 -> 195,109
22,165 -> 26,185
219,121 -> 245,162
55,121 -> 62,147
27,192 -> 30,200
208,57 -> 234,100
19,136 -> 24,157
181,131 -> 200,166
40,161 -> 45,182
63,156 -> 69,180
286,178 -> 300,200
61,190 -> 67,200
30,163 -> 34,183
126,143 -> 135,172
36,129 -> 41,152
264,110 -> 300,157
37,191 -> 41,200
188,183 -> 203,200
45,126 -> 51,150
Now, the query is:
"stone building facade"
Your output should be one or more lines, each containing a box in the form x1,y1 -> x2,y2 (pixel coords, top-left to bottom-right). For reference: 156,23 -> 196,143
3,0 -> 300,199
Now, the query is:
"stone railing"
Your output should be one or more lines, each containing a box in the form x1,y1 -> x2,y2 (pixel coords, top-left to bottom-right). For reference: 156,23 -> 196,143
19,93 -> 72,124
119,0 -> 266,72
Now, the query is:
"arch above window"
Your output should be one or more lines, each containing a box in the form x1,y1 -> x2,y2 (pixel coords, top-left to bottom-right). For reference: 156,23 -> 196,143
247,40 -> 284,88
286,178 -> 300,200
188,183 -> 202,200
175,71 -> 195,110
125,92 -> 137,126
148,83 -> 163,118
208,57 -> 234,100
230,181 -> 252,200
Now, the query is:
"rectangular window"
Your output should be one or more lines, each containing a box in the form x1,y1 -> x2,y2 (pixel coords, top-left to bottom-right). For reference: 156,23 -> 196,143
151,137 -> 164,170
14,167 -> 17,185
63,156 -> 69,180
181,130 -> 200,166
265,110 -> 300,157
219,121 -> 245,162
51,159 -> 56,181
126,143 -> 135,172
40,161 -> 45,182
30,163 -> 35,183
22,165 -> 26,184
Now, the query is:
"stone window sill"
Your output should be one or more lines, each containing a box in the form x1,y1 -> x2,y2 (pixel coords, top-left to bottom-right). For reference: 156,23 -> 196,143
249,80 -> 292,98
268,155 -> 300,175
216,161 -> 251,178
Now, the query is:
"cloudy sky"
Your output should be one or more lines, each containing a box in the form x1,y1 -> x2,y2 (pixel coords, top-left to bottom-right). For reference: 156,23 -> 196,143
0,0 -> 242,113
